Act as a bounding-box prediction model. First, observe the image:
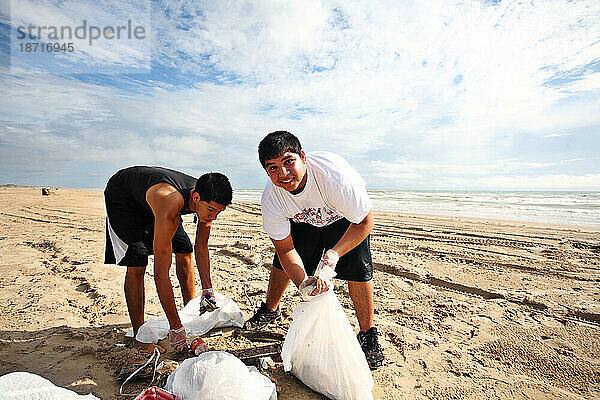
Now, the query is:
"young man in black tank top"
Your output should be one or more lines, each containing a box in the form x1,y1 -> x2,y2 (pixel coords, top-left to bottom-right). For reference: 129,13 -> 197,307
104,166 -> 232,354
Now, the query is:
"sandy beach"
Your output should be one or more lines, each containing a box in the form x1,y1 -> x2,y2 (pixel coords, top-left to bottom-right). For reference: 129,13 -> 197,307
1,186 -> 599,399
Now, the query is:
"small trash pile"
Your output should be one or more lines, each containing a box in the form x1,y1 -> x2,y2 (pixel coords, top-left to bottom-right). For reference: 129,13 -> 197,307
119,292 -> 277,400
121,350 -> 277,400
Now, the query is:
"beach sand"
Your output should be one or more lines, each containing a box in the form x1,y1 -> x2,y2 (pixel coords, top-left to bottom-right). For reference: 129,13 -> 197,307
1,187 -> 599,399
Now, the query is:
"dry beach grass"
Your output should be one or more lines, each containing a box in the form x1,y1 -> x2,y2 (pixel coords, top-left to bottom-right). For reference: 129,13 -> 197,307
1,187 -> 599,399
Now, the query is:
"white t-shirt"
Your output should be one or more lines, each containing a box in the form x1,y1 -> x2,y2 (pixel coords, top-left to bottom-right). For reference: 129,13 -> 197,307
261,151 -> 373,240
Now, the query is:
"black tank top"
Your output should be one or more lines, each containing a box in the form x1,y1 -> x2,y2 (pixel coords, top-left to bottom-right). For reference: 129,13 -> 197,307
105,166 -> 196,218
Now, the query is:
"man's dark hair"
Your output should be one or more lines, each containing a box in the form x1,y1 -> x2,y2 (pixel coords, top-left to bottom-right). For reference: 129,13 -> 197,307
258,131 -> 302,168
195,172 -> 233,206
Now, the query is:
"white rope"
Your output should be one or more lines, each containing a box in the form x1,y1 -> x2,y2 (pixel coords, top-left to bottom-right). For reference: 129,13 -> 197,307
119,347 -> 161,396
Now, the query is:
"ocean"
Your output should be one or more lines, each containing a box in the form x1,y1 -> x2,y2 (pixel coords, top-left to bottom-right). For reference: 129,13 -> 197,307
233,190 -> 600,227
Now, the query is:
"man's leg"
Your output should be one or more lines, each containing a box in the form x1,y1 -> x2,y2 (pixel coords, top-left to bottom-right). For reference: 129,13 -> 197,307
265,266 -> 292,311
348,280 -> 375,331
125,266 -> 147,334
124,266 -> 165,354
175,253 -> 195,305
349,279 -> 384,369
243,266 -> 289,330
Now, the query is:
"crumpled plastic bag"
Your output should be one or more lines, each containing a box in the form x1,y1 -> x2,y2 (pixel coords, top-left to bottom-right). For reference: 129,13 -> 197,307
281,283 -> 374,400
127,292 -> 243,343
165,351 -> 276,400
0,372 -> 99,400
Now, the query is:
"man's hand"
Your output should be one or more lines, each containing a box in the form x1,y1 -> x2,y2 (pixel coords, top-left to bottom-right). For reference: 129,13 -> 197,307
200,288 -> 217,312
299,276 -> 329,296
298,249 -> 339,297
169,326 -> 188,352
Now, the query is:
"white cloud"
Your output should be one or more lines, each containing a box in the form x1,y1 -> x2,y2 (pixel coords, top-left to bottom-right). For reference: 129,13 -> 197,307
447,174 -> 600,191
369,158 -> 557,181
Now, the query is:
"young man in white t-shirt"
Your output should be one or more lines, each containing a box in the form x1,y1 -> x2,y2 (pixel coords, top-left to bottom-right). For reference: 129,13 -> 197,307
244,130 -> 384,369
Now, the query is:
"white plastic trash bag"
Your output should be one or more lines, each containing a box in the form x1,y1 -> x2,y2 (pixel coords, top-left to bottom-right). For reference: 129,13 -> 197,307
0,372 -> 99,400
127,292 -> 243,343
281,289 -> 374,400
165,351 -> 277,400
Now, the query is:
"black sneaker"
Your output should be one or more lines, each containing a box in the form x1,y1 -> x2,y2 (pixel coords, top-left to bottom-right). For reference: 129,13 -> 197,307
357,327 -> 385,370
243,302 -> 282,331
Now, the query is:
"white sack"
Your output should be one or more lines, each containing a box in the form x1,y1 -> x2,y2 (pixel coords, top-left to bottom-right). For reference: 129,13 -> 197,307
165,351 -> 276,400
281,289 -> 374,400
127,292 -> 243,343
0,372 -> 99,400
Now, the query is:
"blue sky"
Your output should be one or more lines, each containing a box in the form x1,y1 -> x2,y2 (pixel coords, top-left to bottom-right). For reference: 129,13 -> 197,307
1,0 -> 599,190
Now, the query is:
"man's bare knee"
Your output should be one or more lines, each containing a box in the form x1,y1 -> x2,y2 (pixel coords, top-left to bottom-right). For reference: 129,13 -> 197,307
126,266 -> 146,280
175,253 -> 193,266
175,253 -> 195,304
265,266 -> 291,311
347,280 -> 375,331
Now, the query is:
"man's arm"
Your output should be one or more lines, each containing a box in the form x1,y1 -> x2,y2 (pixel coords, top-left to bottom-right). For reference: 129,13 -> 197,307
313,210 -> 374,282
273,235 -> 330,296
271,235 -> 307,287
147,184 -> 185,331
194,221 -> 212,290
331,210 -> 374,257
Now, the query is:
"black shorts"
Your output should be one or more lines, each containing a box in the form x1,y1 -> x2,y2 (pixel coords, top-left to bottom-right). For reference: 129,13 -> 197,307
273,218 -> 373,282
104,219 -> 192,267
104,189 -> 193,267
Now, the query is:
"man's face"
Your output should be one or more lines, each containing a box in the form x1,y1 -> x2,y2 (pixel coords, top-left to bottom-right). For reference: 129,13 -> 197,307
264,150 -> 307,193
195,198 -> 227,223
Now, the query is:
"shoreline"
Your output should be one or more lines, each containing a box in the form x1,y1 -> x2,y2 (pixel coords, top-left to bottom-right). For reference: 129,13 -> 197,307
5,185 -> 597,230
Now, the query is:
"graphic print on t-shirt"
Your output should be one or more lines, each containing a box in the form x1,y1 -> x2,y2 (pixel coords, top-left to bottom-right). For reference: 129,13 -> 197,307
292,206 -> 342,226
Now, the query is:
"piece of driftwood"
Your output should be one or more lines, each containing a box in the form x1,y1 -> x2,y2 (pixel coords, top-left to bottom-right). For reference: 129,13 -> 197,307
233,330 -> 285,343
228,343 -> 282,363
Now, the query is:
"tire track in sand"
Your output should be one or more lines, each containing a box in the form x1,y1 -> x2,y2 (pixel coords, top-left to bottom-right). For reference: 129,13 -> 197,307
374,261 -> 600,327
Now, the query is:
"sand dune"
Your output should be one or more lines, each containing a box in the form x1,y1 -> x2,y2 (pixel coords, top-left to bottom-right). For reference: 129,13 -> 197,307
1,187 -> 599,399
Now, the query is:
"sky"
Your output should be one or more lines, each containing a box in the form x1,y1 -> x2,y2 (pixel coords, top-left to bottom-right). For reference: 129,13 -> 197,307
0,0 -> 599,191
